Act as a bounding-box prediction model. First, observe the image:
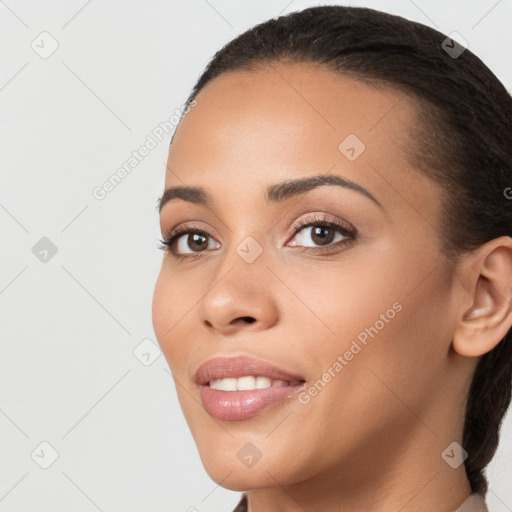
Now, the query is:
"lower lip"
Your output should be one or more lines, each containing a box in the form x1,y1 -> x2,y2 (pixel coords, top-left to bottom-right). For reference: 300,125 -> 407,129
199,382 -> 305,421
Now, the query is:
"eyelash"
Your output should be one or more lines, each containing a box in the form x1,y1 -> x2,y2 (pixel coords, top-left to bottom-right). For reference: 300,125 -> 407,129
158,214 -> 357,262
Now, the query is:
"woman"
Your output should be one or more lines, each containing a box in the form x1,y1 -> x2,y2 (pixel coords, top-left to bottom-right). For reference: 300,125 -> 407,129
152,5 -> 511,511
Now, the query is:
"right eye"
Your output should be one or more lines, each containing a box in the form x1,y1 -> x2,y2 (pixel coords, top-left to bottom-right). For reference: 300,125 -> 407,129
158,226 -> 221,258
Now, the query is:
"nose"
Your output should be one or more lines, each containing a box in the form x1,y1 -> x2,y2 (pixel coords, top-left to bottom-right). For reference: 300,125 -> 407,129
204,312 -> 257,326
196,260 -> 279,336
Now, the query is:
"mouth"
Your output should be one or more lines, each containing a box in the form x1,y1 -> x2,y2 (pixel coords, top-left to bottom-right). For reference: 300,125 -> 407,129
194,355 -> 307,421
207,375 -> 305,391
199,379 -> 307,421
194,355 -> 306,386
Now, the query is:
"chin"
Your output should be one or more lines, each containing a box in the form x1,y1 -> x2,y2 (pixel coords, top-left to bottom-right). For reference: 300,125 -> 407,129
201,463 -> 279,492
198,445 -> 309,492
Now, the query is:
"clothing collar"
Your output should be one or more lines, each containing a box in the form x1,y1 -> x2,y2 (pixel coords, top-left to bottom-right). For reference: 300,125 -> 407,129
454,492 -> 489,512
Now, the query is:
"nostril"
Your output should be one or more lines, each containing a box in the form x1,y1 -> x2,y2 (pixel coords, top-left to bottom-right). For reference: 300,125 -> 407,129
241,316 -> 256,324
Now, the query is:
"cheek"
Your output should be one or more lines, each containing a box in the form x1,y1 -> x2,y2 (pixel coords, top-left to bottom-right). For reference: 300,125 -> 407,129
151,267 -> 188,369
152,264 -> 200,335
292,246 -> 447,402
300,261 -> 452,433
311,237 -> 446,353
151,269 -> 168,343
288,252 -> 404,350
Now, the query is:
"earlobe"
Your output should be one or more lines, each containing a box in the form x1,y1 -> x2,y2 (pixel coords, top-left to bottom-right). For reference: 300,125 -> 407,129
452,237 -> 512,358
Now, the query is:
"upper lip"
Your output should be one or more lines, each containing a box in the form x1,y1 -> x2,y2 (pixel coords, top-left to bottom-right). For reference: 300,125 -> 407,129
194,356 -> 306,385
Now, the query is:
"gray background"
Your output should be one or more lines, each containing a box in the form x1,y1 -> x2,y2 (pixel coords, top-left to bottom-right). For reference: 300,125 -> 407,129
1,0 -> 511,510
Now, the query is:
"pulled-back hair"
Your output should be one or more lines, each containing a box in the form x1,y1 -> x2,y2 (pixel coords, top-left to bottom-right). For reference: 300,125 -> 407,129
180,5 -> 512,495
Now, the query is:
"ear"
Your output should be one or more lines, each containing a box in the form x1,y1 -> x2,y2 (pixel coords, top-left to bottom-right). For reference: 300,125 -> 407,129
452,236 -> 512,357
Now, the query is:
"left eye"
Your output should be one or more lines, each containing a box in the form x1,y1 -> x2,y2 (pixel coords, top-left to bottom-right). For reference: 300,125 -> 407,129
288,222 -> 353,248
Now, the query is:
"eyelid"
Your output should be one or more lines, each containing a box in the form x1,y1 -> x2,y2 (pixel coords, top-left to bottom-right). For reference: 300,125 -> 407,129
285,212 -> 356,238
164,221 -> 220,242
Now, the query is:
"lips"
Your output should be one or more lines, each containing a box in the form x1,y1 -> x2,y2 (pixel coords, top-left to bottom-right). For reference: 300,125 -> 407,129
194,355 -> 306,386
194,355 -> 307,421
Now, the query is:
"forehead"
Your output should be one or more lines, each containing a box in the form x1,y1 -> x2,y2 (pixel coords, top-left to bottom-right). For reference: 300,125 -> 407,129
164,62 -> 435,216
171,62 -> 415,149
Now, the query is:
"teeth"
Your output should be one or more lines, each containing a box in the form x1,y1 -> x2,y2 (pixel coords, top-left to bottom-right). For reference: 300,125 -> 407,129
209,376 -> 299,391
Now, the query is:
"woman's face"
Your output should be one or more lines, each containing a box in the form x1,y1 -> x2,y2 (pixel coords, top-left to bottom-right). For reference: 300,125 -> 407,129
152,62 -> 469,492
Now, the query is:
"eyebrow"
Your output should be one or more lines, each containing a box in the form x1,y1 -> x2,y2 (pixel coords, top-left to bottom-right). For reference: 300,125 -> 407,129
157,174 -> 382,213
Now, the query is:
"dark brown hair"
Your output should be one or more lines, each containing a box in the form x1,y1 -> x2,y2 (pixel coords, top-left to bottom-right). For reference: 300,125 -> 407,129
179,5 -> 512,496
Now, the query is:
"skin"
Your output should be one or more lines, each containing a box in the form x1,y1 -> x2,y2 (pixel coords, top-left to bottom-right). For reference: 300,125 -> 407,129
152,62 -> 512,512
